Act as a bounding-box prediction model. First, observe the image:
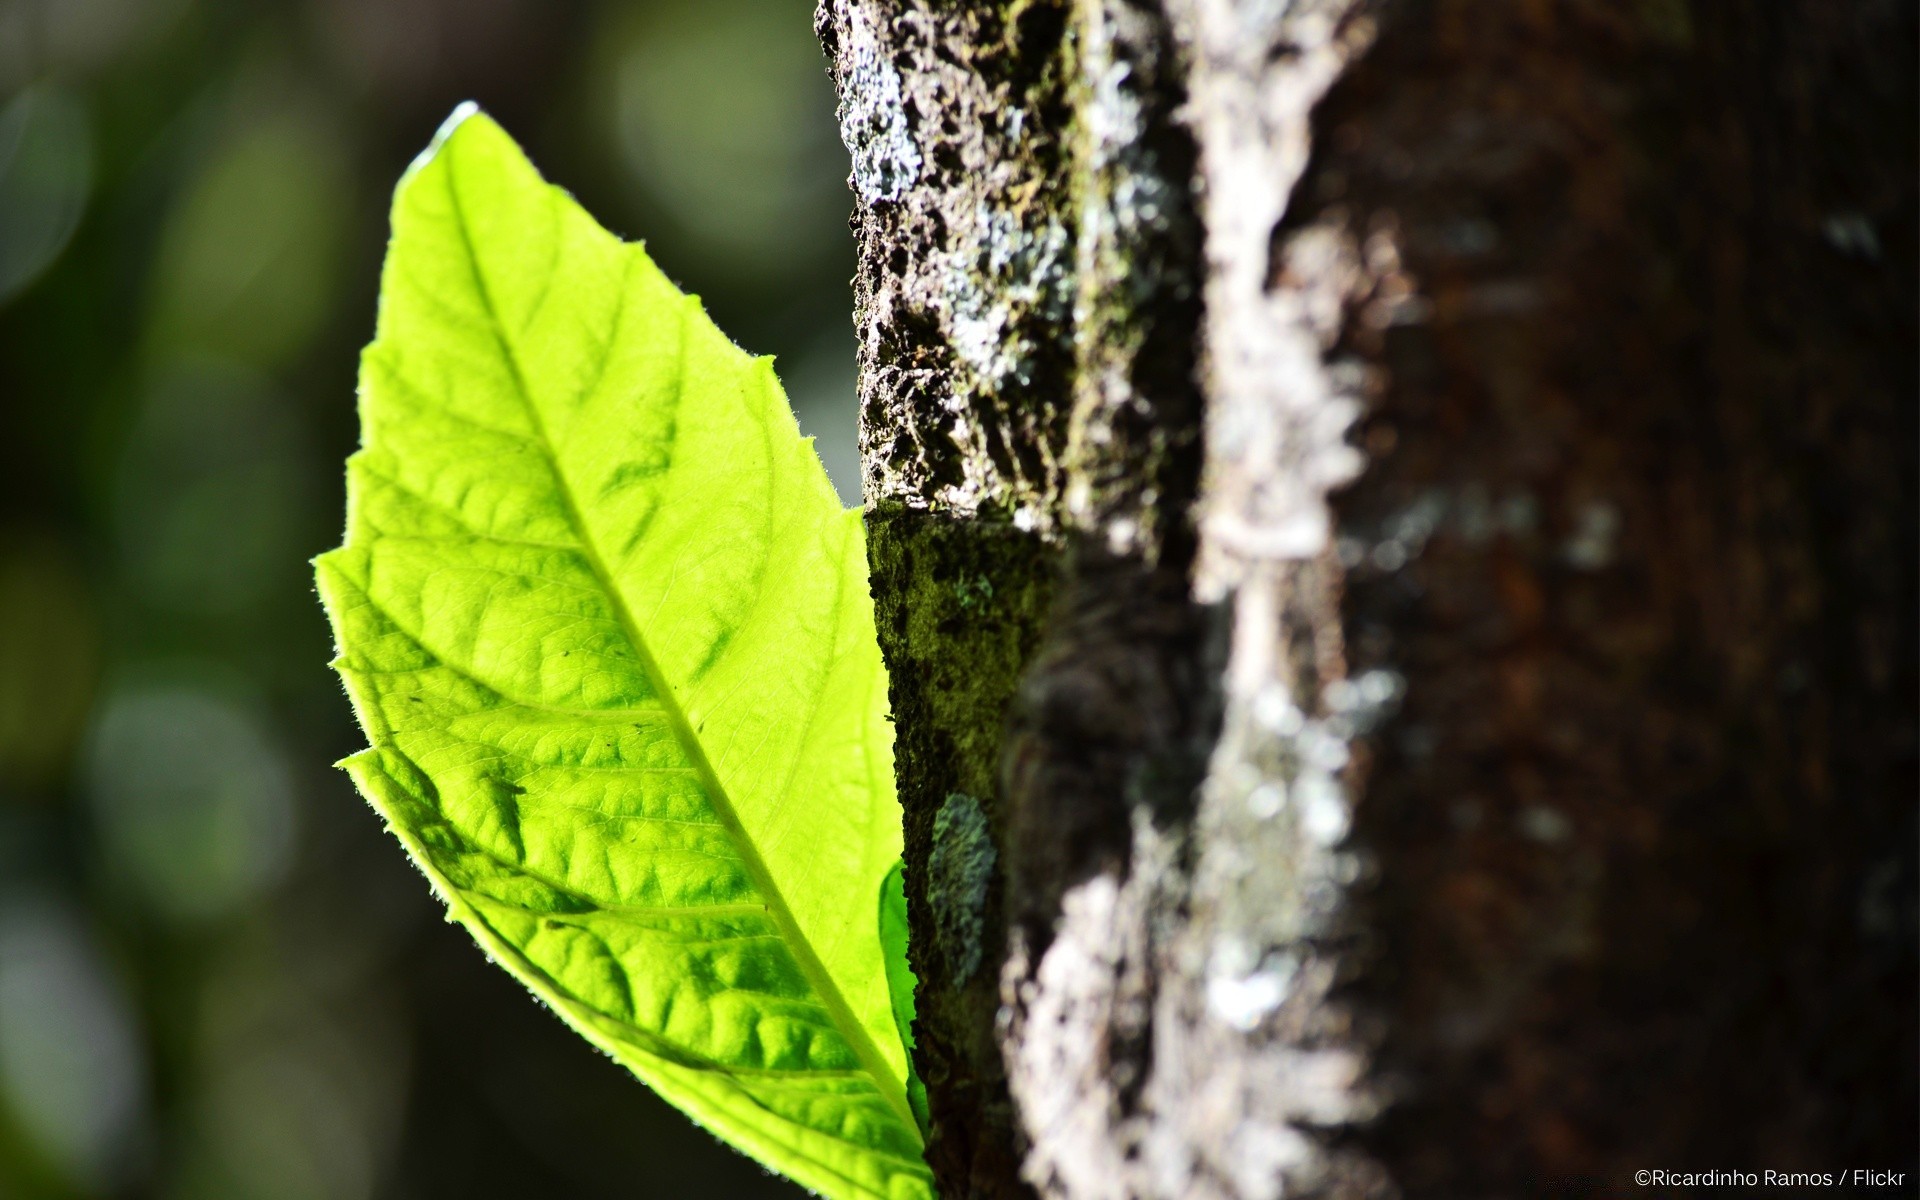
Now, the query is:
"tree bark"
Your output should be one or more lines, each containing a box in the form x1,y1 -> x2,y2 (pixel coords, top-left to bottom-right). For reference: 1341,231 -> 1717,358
817,2 -> 1917,1198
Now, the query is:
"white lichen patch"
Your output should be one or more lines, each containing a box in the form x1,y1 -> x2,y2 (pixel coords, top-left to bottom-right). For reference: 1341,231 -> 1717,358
1295,774 -> 1349,846
938,205 -> 1072,391
833,3 -> 922,204
1077,37 -> 1184,300
1247,783 -> 1285,819
1183,3 -> 1378,598
1206,939 -> 1299,1032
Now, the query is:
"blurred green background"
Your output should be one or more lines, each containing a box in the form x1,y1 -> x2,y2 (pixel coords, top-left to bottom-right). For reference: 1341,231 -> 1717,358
0,0 -> 858,1195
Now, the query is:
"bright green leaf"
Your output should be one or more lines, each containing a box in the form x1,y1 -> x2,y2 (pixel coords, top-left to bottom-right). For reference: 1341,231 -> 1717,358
315,105 -> 927,1200
879,861 -> 929,1137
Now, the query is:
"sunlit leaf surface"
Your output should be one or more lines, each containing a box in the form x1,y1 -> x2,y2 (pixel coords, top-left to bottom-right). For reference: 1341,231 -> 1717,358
316,107 -> 927,1200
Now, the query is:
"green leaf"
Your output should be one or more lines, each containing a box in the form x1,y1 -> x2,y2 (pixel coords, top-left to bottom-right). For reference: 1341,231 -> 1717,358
315,105 -> 927,1200
879,862 -> 929,1137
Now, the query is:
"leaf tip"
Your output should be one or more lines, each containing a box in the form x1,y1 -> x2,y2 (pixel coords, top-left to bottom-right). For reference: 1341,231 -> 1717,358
402,100 -> 488,185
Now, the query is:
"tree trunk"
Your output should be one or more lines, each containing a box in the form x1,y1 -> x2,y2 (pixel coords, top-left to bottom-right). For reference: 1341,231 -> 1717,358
815,2 -> 1917,1197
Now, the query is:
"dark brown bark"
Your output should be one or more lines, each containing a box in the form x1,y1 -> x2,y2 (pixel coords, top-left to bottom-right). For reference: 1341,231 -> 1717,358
819,1 -> 1917,1197
1305,4 -> 1918,1192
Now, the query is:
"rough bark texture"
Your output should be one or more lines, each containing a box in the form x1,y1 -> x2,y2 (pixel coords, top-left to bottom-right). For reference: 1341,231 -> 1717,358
819,1 -> 1917,1197
815,4 -> 1078,1193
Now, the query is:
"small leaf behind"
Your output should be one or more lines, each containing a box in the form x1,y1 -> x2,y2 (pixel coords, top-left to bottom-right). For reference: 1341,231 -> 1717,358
316,106 -> 927,1200
879,861 -> 929,1136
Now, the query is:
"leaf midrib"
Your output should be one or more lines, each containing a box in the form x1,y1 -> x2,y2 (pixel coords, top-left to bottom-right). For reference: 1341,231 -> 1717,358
438,154 -> 918,1141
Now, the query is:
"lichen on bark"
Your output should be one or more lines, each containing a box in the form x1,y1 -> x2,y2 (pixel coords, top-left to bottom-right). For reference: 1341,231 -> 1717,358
821,1 -> 1917,1197
818,5 -> 1085,1190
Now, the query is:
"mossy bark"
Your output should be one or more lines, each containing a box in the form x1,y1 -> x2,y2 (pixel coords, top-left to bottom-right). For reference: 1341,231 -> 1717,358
820,2 -> 1917,1197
